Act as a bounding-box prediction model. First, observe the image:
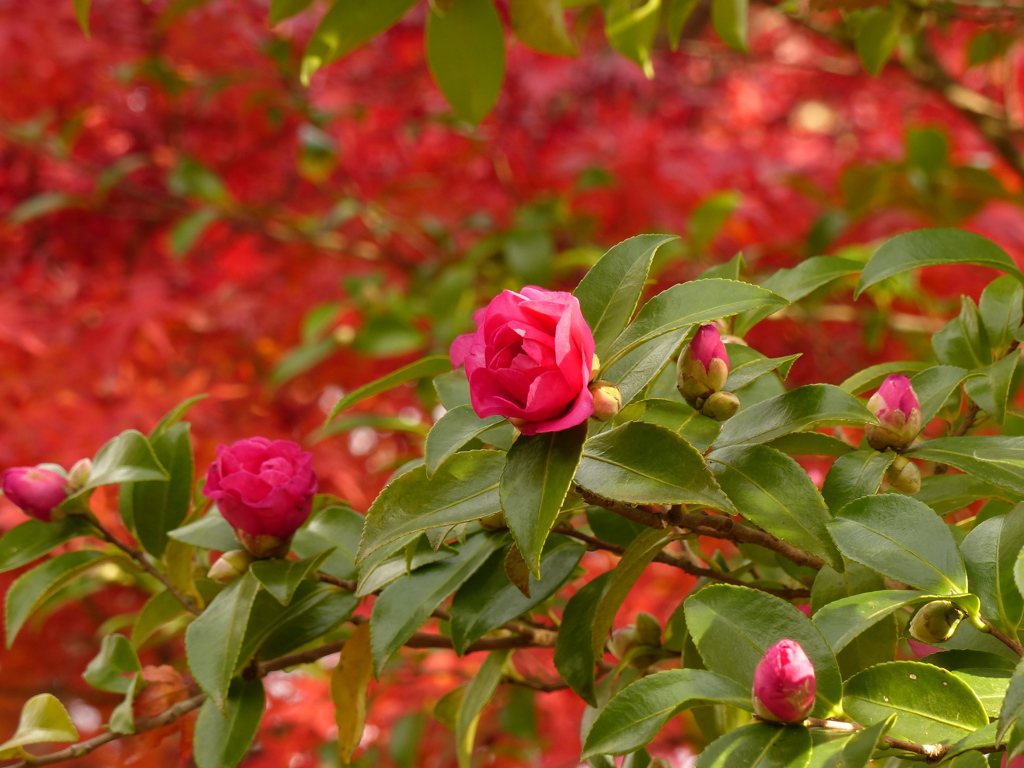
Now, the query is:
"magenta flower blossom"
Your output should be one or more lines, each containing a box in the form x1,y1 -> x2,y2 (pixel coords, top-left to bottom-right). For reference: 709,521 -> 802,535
866,374 -> 922,451
1,467 -> 69,522
753,639 -> 816,723
677,324 -> 730,408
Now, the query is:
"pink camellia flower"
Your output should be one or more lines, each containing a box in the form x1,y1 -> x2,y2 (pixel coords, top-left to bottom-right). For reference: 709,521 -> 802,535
865,374 -> 922,451
676,324 -> 730,409
449,287 -> 596,435
204,437 -> 318,558
753,639 -> 817,723
1,467 -> 69,522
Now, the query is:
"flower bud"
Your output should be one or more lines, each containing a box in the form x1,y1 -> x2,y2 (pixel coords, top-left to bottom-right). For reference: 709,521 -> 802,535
886,455 -> 921,495
234,530 -> 292,559
701,390 -> 741,422
752,639 -> 816,724
608,624 -> 660,670
677,324 -> 730,408
609,625 -> 639,661
909,601 -> 964,645
1,466 -> 70,522
207,549 -> 254,585
66,458 -> 93,493
635,611 -> 661,647
866,375 -> 922,452
589,380 -> 623,422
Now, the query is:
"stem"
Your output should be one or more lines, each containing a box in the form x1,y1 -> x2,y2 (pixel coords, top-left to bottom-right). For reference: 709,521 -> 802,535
89,519 -> 199,616
575,487 -> 668,529
805,718 -> 948,760
979,618 -> 1024,657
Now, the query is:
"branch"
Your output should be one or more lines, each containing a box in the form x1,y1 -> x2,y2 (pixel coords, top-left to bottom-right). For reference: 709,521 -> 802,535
805,718 -> 948,760
667,509 -> 825,570
981,618 -> 1024,657
576,487 -> 667,529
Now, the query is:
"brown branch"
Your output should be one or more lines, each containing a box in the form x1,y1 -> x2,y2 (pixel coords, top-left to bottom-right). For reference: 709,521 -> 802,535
982,618 -> 1024,657
555,528 -> 810,599
576,487 -> 667,529
667,509 -> 825,570
805,718 -> 947,760
502,675 -> 569,693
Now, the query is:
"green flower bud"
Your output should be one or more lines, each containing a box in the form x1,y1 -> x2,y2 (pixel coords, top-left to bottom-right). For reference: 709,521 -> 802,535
909,600 -> 964,645
701,390 -> 741,422
207,549 -> 255,585
66,458 -> 93,493
589,380 -> 623,422
886,455 -> 921,495
635,612 -> 662,647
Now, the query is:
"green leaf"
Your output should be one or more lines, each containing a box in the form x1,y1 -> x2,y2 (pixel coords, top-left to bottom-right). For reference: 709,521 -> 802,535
666,0 -> 701,48
708,445 -> 841,568
150,394 -> 209,441
856,229 -> 1024,299
711,0 -> 747,53
255,584 -> 357,660
194,678 -> 264,768
132,589 -> 188,649
5,551 -> 118,647
370,532 -> 502,674
907,437 -> 1024,497
604,0 -> 661,77
83,634 -> 142,694
450,538 -> 584,655
125,422 -> 194,558
820,450 -> 895,514
576,422 -> 734,509
694,723 -> 812,768
716,384 -> 875,449
603,279 -> 786,371
509,0 -> 576,55
501,424 -> 587,578
75,429 -> 169,494
325,356 -> 450,425
425,0 -> 506,125
0,694 -> 79,760
961,504 -> 1024,635
290,504 -> 363,581
425,405 -> 505,478
331,621 -> 372,764
840,361 -> 931,395
581,669 -> 750,758
0,517 -> 93,574
633,399 -> 722,452
964,351 -> 1020,424
602,332 -> 685,405
684,584 -> 843,717
573,234 -> 678,358
934,297 -> 992,370
734,256 -> 862,336
764,432 -> 854,457
554,572 -> 613,706
5,192 -> 80,225
999,660 -> 1024,743
169,511 -> 240,552
855,6 -> 902,76
169,208 -> 219,259
690,195 -> 744,255
73,0 -> 91,35
456,649 -> 511,768
980,275 -> 1024,355
929,650 -> 1016,718
356,535 -> 456,597
844,661 -> 987,743
913,473 -> 1011,515
827,495 -> 968,595
910,365 -> 972,427
724,353 -> 801,392
270,0 -> 315,24
358,450 -> 504,564
250,550 -> 335,606
185,571 -> 261,711
301,0 -> 418,83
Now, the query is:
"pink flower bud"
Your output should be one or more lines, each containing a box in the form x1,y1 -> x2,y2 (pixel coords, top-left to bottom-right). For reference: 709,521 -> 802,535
866,375 -> 922,451
589,380 -> 623,422
752,639 -> 816,724
677,325 -> 730,408
1,467 -> 69,522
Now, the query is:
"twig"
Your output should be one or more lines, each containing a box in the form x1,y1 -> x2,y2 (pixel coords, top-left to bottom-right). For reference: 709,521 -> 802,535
982,618 -> 1024,657
805,718 -> 947,760
576,487 -> 667,529
502,675 -> 569,693
89,519 -> 199,616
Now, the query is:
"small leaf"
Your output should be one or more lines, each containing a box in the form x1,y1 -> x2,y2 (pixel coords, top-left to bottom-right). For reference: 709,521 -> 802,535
503,545 -> 531,598
840,361 -> 930,395
290,503 -> 363,581
554,572 -> 613,706
73,0 -> 91,36
979,275 -> 1024,356
604,0 -> 662,77
910,365 -> 971,427
456,649 -> 511,768
332,622 -> 373,765
169,511 -> 241,552
127,421 -> 194,558
83,634 -> 142,694
666,0 -> 701,48
964,351 -> 1019,425
425,0 -> 506,125
325,356 -> 450,425
711,0 -> 748,53
75,429 -> 169,494
270,0 -> 315,24
132,589 -> 188,649
820,450 -> 895,514
501,423 -> 587,577
855,6 -> 902,76
424,405 -> 505,478
693,722 -> 811,768
169,208 -> 219,259
194,678 -> 264,768
0,694 -> 79,759
509,0 -> 576,55
150,394 -> 209,441
999,661 -> 1024,743
250,549 -> 336,606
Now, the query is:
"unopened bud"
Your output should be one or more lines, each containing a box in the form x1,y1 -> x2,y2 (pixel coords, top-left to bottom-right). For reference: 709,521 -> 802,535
66,459 -> 93,493
702,390 -> 741,422
589,380 -> 622,422
886,455 -> 920,494
479,511 -> 508,530
677,324 -> 730,408
752,639 -> 816,724
235,529 -> 291,559
609,626 -> 639,661
635,612 -> 661,647
909,601 -> 964,645
1,466 -> 70,523
608,624 -> 660,670
866,375 -> 922,452
207,549 -> 254,584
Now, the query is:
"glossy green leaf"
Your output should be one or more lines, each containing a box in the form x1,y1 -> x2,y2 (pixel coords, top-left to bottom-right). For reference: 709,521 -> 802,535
356,534 -> 456,597
907,437 -> 1024,497
603,279 -> 786,370
820,450 -> 895,514
914,473 -> 1010,515
602,331 -> 685,405
72,430 -> 168,498
132,589 -> 188,649
358,450 -> 504,564
910,365 -> 971,427
324,356 -> 450,425
425,405 -> 505,478
83,633 -> 141,694
185,571 -> 261,711
856,229 -> 1024,298
684,584 -> 843,717
964,351 -> 1019,425
961,504 -> 1024,635
694,722 -> 811,768
255,585 -> 357,660
980,275 -> 1024,355
425,0 -> 506,125
555,571 -> 613,706
711,0 -> 747,53
250,549 -> 335,606
0,694 -> 79,760
999,661 -> 1024,743
456,649 -> 511,768
194,678 -> 264,768
509,0 -> 576,55
666,0 -> 701,48
125,421 -> 194,557
450,537 -> 584,655
290,504 -> 363,581
169,510 -> 240,552
724,353 -> 801,392
581,669 -> 750,758
501,424 -> 586,577
934,297 -> 992,370
576,422 -> 733,509
370,532 -> 502,675
0,516 -> 93,574
844,661 -> 987,743
764,432 -> 854,458
301,0 -> 418,83
633,399 -> 721,452
840,361 -> 930,395
5,551 -> 118,647
929,650 -> 1016,718
604,0 -> 661,77
716,384 -> 875,449
856,6 -> 901,76
150,394 -> 208,441
708,444 -> 841,568
573,234 -> 677,357
828,495 -> 967,595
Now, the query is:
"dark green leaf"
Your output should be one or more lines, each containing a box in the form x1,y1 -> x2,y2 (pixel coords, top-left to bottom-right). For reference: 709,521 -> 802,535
602,332 -> 684,405
980,275 -> 1024,355
711,0 -> 748,53
169,511 -> 240,552
131,589 -> 187,649
76,429 -> 168,494
724,353 -> 801,392
127,422 -> 194,557
913,473 -> 1010,515
856,6 -> 901,76
0,517 -> 93,574
907,437 -> 1024,497
194,678 -> 264,768
250,550 -> 335,606
999,660 -> 1024,743
356,535 -> 456,597
820,450 -> 895,514
456,649 -> 510,768
840,361 -> 930,396
911,366 -> 971,427
961,504 -> 1024,635
425,405 -> 505,478
964,351 -> 1019,424
554,572 -> 613,706
509,0 -> 576,55
256,585 -> 357,660
928,650 -> 1016,718
633,399 -> 721,452
290,504 -> 363,581
764,432 -> 854,458
694,722 -> 812,768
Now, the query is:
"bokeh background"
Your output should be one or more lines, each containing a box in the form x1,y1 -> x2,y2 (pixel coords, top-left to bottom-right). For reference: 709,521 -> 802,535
3,0 -> 1024,765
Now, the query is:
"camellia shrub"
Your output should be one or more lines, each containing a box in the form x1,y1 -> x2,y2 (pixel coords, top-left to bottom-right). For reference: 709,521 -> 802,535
2,227 -> 1024,768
